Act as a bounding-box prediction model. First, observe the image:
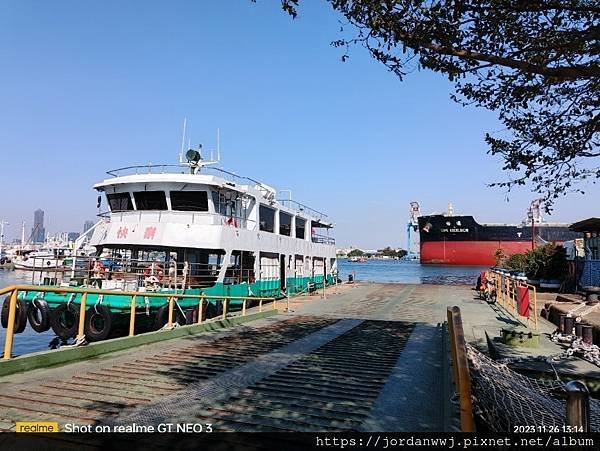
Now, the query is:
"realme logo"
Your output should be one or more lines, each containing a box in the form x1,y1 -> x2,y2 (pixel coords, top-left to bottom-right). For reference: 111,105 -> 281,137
15,421 -> 59,432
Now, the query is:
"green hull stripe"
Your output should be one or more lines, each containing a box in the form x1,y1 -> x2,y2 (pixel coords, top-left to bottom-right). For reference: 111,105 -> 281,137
16,275 -> 335,311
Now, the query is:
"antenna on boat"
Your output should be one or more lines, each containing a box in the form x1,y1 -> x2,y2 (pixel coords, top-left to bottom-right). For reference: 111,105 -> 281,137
179,117 -> 187,164
217,128 -> 221,163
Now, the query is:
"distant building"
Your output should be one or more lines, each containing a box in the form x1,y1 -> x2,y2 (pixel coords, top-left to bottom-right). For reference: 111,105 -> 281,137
83,220 -> 95,233
67,232 -> 80,242
31,209 -> 45,243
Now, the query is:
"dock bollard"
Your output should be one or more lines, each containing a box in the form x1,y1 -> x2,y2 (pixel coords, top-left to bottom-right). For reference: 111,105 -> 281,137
564,317 -> 575,335
582,325 -> 594,345
566,380 -> 590,432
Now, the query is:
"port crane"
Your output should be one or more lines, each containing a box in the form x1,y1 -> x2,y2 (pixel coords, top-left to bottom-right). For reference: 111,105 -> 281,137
405,201 -> 421,260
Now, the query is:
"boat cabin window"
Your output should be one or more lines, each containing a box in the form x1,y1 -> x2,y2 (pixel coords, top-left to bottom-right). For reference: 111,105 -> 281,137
279,212 -> 292,236
133,191 -> 167,210
170,191 -> 209,212
259,205 -> 275,233
212,191 -> 241,218
296,217 -> 306,239
107,193 -> 134,212
225,250 -> 256,284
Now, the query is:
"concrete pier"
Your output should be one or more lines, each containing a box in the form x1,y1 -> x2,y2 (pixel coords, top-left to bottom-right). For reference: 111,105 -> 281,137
0,282 -> 597,432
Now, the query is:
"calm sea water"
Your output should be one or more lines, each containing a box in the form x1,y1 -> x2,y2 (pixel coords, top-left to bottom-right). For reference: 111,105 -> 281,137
0,260 -> 484,356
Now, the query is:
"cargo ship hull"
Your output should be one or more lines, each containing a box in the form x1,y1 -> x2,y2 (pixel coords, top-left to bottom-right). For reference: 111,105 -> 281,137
418,215 -> 580,266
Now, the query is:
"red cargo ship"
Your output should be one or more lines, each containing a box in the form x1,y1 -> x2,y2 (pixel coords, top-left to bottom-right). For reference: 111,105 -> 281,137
418,212 -> 581,266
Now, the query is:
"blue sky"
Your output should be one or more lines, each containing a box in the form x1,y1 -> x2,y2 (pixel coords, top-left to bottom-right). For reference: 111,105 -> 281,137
0,0 -> 598,248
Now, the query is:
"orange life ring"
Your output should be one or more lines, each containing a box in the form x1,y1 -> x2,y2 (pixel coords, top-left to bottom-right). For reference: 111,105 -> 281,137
144,264 -> 164,281
93,261 -> 106,276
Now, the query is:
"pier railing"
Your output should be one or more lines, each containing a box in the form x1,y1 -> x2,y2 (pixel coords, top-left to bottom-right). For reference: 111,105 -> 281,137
485,271 -> 538,330
447,306 -> 475,432
0,284 -> 277,361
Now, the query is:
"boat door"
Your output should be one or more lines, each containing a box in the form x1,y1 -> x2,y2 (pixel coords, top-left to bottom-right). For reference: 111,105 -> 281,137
279,254 -> 286,292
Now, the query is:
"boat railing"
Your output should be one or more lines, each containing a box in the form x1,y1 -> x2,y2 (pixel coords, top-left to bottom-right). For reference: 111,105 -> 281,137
66,256 -> 229,290
485,270 -> 538,330
276,199 -> 329,222
105,164 -> 267,190
311,233 -> 336,245
0,284 -> 278,361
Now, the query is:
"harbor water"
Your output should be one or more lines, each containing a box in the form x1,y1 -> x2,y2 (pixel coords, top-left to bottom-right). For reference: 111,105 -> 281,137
0,259 -> 485,356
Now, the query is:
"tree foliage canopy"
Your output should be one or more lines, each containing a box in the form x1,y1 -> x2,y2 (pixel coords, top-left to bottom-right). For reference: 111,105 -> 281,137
281,0 -> 599,209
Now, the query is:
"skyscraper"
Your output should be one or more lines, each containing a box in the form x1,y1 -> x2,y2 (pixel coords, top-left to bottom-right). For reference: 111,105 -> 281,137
83,220 -> 95,233
32,209 -> 45,243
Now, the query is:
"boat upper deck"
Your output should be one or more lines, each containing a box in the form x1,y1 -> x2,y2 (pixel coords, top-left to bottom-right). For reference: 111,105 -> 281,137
96,163 -> 332,226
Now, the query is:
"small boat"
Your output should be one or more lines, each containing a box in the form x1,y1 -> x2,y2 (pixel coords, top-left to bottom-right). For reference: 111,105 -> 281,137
349,256 -> 359,262
0,254 -> 15,270
13,248 -> 71,270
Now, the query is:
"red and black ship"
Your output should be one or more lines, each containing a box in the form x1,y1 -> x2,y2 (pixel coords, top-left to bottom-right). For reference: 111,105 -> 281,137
418,214 -> 581,266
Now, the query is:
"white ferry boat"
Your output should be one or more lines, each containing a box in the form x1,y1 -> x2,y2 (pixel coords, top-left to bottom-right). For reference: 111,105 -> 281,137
2,150 -> 337,341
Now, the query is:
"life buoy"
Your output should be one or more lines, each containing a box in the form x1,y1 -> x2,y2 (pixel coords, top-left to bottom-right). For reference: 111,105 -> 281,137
226,217 -> 238,227
144,264 -> 164,281
93,261 -> 106,277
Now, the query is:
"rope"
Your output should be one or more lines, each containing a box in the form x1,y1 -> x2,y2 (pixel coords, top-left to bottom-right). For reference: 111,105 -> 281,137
466,344 -> 600,431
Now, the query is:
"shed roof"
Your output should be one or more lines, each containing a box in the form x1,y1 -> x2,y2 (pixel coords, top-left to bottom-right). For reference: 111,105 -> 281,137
570,217 -> 600,232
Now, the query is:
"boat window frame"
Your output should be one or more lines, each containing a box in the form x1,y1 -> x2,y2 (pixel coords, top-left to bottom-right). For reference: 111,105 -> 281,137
169,190 -> 209,212
279,211 -> 292,236
296,217 -> 306,240
133,190 -> 168,211
106,192 -> 134,212
259,205 -> 276,233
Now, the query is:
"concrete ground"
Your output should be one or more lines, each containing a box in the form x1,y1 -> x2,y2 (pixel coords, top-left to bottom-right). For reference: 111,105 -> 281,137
0,282 -> 596,432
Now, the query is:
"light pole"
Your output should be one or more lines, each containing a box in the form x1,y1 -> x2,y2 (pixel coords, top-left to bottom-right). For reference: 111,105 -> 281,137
528,210 -> 535,250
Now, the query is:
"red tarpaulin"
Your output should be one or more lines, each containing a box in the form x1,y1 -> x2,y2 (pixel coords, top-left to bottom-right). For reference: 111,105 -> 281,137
518,286 -> 530,318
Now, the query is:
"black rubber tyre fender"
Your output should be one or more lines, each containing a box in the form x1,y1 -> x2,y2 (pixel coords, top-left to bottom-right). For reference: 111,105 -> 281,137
154,303 -> 186,330
84,304 -> 113,342
50,303 -> 79,339
27,298 -> 51,333
1,296 -> 28,333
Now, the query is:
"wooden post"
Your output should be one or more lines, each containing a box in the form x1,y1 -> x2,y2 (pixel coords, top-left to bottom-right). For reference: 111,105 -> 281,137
532,285 -> 538,330
221,299 -> 228,320
197,295 -> 204,324
129,295 -> 136,337
3,289 -> 19,360
446,308 -> 459,392
322,261 -> 327,300
447,306 -> 475,432
259,299 -> 263,312
242,299 -> 247,316
76,292 -> 88,341
167,296 -> 174,328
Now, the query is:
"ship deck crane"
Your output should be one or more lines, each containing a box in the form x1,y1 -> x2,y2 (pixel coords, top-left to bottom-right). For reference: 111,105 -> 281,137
405,201 -> 421,260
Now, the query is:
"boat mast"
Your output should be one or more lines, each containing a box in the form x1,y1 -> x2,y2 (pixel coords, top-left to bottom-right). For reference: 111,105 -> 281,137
21,221 -> 25,250
0,220 -> 7,256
